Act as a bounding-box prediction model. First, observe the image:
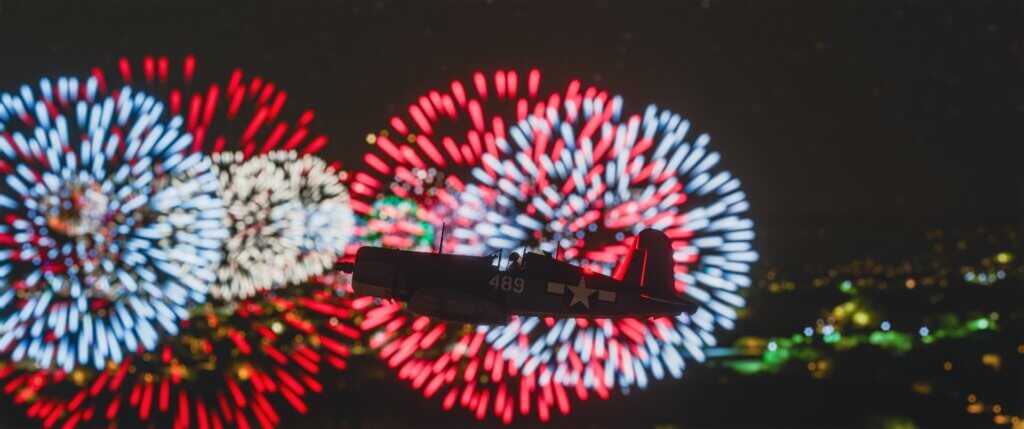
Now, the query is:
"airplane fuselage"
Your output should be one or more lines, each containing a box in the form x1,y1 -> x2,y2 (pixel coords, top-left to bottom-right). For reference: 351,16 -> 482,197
350,247 -> 693,325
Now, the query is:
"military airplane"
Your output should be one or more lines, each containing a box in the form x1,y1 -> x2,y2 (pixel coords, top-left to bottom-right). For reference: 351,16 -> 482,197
338,229 -> 697,325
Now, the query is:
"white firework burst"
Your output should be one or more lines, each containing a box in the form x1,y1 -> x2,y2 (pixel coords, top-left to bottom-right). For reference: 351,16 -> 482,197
211,151 -> 353,300
449,92 -> 758,389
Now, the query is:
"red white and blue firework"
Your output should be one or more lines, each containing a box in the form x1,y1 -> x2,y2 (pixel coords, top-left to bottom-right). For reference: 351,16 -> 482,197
100,57 -> 349,302
1,273 -> 360,429
432,93 -> 757,419
0,76 -> 227,371
2,57 -> 357,429
350,70 -> 757,423
350,70 -> 608,422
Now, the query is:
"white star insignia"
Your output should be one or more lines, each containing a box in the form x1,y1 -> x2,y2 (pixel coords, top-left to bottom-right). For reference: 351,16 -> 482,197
565,278 -> 597,309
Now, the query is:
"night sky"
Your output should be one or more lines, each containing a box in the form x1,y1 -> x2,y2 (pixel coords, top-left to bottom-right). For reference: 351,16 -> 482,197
2,2 -> 1020,224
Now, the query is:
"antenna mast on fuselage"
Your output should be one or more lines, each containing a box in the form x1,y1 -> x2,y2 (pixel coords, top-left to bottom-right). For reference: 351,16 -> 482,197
437,222 -> 446,254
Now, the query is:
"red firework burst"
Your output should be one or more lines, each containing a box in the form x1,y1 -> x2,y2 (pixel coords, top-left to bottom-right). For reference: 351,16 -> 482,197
2,56 -> 356,429
91,55 -> 328,158
348,70 -> 614,423
3,274 -> 360,429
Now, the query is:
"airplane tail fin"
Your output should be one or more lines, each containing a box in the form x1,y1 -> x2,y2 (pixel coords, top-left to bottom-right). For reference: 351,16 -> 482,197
614,229 -> 681,303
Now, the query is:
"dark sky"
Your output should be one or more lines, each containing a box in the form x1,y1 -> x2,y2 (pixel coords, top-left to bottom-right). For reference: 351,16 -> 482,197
1,1 -> 1021,222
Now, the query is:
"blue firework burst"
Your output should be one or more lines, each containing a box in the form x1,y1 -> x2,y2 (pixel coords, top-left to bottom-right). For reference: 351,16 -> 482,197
418,92 -> 758,412
0,76 -> 227,370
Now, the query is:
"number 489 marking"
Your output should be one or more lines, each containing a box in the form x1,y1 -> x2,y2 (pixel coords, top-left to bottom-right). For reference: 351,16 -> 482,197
490,275 -> 524,293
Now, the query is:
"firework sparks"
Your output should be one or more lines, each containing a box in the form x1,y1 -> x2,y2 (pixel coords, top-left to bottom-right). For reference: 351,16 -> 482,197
2,60 -> 360,429
358,196 -> 437,251
211,151 -> 354,301
351,71 -> 756,423
2,274 -> 360,429
428,93 -> 757,421
0,77 -> 227,371
349,70 -> 624,422
94,55 -> 329,158
348,68 -> 580,215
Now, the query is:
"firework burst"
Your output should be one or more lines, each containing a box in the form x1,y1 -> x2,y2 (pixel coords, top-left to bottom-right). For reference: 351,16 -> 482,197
348,68 -> 592,214
2,273 -> 361,429
349,69 -> 588,373
349,71 -> 630,422
358,195 -> 437,251
0,76 -> 227,371
211,151 -> 354,301
1,58 -> 360,428
351,71 -> 756,423
93,55 -> 329,158
412,93 -> 758,421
